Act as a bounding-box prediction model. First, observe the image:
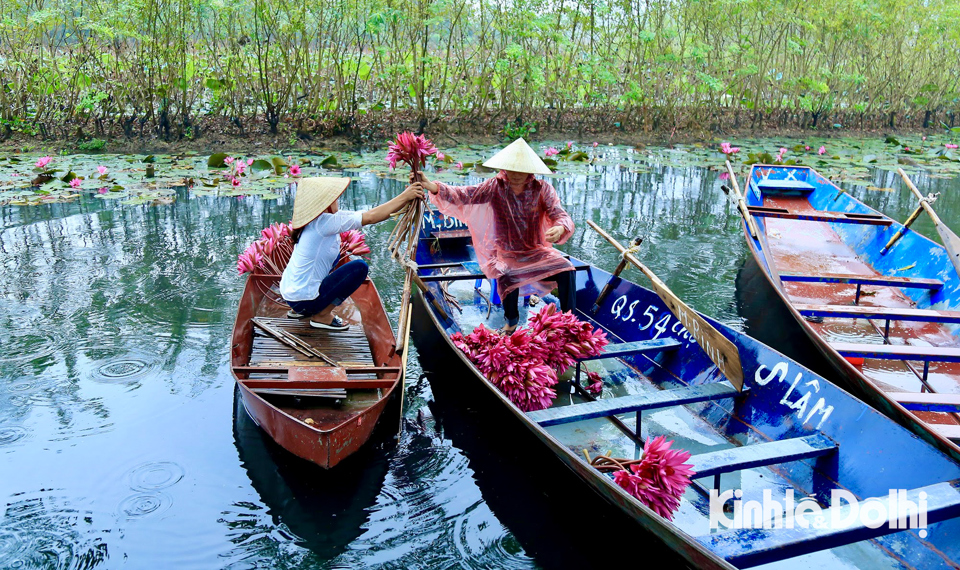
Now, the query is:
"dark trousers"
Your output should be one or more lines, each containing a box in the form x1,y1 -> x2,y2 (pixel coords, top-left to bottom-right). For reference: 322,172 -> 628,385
286,260 -> 369,317
503,270 -> 576,326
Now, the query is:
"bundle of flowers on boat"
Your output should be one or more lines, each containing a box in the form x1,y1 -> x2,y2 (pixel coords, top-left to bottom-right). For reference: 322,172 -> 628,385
386,132 -> 437,263
589,436 -> 695,520
339,229 -> 371,258
450,305 -> 608,411
237,222 -> 293,275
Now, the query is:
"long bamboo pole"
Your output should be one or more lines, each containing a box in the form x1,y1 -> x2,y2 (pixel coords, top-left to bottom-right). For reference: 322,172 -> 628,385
898,168 -> 960,278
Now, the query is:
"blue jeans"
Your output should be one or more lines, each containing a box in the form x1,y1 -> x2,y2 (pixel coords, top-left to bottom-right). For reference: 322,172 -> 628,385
286,259 -> 369,317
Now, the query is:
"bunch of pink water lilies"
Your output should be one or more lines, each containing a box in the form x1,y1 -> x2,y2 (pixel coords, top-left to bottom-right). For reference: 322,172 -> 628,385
237,222 -> 293,275
386,132 -> 437,174
451,304 -> 608,411
338,230 -> 370,258
607,436 -> 696,520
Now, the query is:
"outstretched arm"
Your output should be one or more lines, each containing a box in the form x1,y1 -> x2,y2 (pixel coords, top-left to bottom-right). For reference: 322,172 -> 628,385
417,172 -> 495,206
361,183 -> 424,226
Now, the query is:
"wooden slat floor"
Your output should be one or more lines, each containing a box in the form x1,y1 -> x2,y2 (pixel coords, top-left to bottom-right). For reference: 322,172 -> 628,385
247,316 -> 377,379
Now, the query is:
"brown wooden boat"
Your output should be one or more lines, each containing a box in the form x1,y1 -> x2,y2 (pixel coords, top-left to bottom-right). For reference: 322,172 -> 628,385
230,273 -> 402,468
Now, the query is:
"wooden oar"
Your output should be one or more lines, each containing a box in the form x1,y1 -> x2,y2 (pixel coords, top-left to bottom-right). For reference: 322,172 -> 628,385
898,168 -> 960,277
587,220 -> 745,391
591,236 -> 642,313
724,160 -> 760,239
881,204 -> 924,254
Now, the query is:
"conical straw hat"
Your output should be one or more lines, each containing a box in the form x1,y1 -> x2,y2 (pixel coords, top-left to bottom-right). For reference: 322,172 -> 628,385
290,177 -> 351,229
482,138 -> 552,175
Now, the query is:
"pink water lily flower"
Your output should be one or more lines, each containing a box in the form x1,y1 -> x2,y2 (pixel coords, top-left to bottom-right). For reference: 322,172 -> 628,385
719,142 -> 740,155
97,166 -> 108,176
98,187 -> 108,194
585,371 -> 603,395
386,132 -> 437,171
805,146 -> 810,151
69,178 -> 82,189
247,158 -> 254,166
436,152 -> 445,161
35,156 -> 52,169
289,164 -> 302,176
818,146 -> 826,155
231,177 -> 241,187
455,161 -> 464,170
566,141 -> 573,149
593,142 -> 599,148
545,147 -> 559,157
612,436 -> 695,520
946,144 -> 959,149
224,157 -> 235,165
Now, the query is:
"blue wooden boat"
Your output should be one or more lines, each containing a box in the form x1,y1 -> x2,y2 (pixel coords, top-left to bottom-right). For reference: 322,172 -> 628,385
735,165 -> 960,464
412,211 -> 960,569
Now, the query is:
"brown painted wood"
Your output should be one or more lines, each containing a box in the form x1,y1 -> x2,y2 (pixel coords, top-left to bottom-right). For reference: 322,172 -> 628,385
230,269 -> 402,469
747,206 -> 892,226
242,379 -> 396,390
252,388 -> 347,398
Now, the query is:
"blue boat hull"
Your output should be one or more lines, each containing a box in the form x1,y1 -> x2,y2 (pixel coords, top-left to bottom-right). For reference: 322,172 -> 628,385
414,212 -> 960,569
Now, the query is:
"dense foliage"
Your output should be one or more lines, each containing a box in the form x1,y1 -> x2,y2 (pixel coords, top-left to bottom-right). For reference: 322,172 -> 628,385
2,0 -> 960,141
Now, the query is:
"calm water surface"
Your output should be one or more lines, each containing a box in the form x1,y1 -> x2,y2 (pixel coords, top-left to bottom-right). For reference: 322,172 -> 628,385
2,152 -> 960,569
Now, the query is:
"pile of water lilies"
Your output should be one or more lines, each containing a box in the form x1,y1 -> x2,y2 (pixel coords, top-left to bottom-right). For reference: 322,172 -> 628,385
590,435 -> 696,520
451,304 -> 608,411
237,222 -> 293,275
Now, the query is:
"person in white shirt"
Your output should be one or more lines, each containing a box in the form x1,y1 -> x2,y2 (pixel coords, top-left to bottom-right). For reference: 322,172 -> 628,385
279,177 -> 424,330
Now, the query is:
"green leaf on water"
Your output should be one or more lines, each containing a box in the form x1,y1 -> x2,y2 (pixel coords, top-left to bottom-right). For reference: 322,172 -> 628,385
250,159 -> 273,174
320,155 -> 340,168
208,153 -> 229,168
270,156 -> 288,175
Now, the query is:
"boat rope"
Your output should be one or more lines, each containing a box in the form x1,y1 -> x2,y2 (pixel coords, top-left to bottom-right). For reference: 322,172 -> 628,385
401,258 -> 419,272
621,242 -> 642,260
922,192 -> 940,205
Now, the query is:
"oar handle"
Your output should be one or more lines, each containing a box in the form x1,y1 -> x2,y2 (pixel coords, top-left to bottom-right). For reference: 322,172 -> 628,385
725,161 -> 760,239
592,236 -> 642,312
898,168 -> 943,225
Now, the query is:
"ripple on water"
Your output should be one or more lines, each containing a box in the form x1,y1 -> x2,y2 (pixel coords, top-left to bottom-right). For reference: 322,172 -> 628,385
0,491 -> 108,570
0,425 -> 28,446
127,461 -> 185,492
118,492 -> 173,520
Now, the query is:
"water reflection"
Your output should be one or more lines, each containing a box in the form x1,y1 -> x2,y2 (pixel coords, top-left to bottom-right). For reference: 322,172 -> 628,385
1,152 -> 959,568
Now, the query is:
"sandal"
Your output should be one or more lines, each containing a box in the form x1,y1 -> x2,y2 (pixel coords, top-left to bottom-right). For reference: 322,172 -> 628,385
498,324 -> 519,335
286,309 -> 306,319
309,315 -> 350,331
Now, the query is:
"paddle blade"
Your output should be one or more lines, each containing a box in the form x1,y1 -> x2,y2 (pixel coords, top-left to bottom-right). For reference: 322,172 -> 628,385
642,267 -> 745,391
934,223 -> 960,279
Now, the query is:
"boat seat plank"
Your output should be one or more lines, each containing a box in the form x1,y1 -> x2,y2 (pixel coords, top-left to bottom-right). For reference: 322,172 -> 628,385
690,434 -> 837,480
832,343 -> 960,363
747,206 -> 891,226
756,179 -> 815,193
930,424 -> 960,441
888,392 -> 960,413
242,379 -> 395,390
795,304 -> 960,324
251,388 -> 347,399
527,382 -> 742,427
430,229 -> 472,239
579,337 -> 681,362
697,479 -> 960,568
421,261 -> 591,282
780,273 -> 943,290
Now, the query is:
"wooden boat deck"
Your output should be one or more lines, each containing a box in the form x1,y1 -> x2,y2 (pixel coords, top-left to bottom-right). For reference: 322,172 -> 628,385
761,193 -> 960,431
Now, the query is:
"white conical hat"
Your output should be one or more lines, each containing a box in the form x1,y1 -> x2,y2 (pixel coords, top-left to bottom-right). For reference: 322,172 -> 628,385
482,138 -> 552,175
290,177 -> 351,229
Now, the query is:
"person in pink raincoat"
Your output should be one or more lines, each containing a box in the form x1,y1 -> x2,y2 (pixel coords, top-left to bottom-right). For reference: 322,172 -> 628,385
418,138 -> 575,333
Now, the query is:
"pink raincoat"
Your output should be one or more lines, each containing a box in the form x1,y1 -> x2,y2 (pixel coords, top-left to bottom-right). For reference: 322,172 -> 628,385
430,171 -> 575,298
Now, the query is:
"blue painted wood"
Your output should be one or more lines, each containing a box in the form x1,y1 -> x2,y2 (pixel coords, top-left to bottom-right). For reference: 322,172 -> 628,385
756,179 -> 815,193
780,272 -> 943,289
578,337 -> 681,362
890,392 -> 960,413
461,261 -> 482,274
415,209 -> 960,569
794,303 -> 960,324
527,382 -> 741,427
833,342 -> 960,363
690,434 -> 837,480
697,479 -> 960,568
